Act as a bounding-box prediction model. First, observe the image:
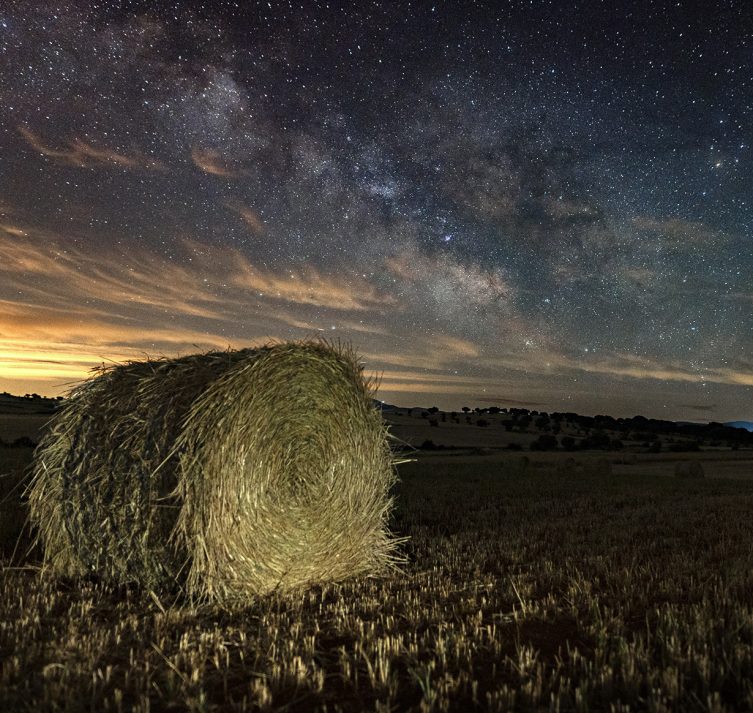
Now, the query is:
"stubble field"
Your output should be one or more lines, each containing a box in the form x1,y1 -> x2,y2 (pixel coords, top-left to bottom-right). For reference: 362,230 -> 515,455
2,444 -> 753,712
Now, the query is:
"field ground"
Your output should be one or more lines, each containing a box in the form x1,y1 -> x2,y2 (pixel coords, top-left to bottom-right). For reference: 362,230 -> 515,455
0,414 -> 52,443
2,444 -> 753,711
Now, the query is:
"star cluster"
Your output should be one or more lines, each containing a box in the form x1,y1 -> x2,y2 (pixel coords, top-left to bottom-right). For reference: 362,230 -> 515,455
1,0 -> 751,419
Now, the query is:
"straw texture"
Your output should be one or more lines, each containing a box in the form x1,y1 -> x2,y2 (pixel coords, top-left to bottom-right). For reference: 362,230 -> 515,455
28,341 -> 400,602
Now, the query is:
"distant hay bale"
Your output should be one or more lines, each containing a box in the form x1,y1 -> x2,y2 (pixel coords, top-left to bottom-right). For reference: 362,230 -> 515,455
28,341 -> 401,603
674,461 -> 705,479
582,457 -> 612,476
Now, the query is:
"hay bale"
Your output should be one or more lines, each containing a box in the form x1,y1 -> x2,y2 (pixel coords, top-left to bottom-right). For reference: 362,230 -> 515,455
556,457 -> 578,475
674,461 -> 705,479
28,341 -> 401,603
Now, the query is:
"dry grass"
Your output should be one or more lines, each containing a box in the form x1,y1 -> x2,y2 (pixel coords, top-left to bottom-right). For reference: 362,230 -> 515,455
27,341 -> 401,603
3,456 -> 753,710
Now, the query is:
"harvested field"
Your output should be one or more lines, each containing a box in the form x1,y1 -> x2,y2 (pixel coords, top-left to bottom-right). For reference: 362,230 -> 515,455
0,414 -> 51,443
3,453 -> 753,711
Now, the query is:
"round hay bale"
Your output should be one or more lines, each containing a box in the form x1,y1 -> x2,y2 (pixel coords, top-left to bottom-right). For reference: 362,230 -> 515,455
674,460 -> 705,479
556,456 -> 578,475
28,341 -> 401,603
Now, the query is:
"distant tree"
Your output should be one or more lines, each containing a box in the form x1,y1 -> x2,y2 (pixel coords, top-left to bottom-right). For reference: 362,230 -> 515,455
428,406 -> 440,414
530,434 -> 558,451
462,407 -> 470,414
668,440 -> 700,452
561,436 -> 576,451
580,430 -> 610,450
488,406 -> 501,414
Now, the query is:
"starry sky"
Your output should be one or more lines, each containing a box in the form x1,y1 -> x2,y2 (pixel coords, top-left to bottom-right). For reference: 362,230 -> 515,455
1,1 -> 752,420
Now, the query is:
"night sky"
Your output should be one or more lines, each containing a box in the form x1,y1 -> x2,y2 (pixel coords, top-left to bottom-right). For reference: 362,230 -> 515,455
1,1 -> 752,420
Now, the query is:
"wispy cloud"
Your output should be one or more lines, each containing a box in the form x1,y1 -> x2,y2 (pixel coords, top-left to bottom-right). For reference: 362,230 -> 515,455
225,200 -> 266,234
475,396 -> 547,406
191,147 -> 244,177
18,126 -> 166,171
677,403 -> 717,412
0,226 -> 392,317
1,221 -> 748,408
0,223 -> 399,392
631,216 -> 729,247
485,349 -> 753,388
230,251 -> 394,312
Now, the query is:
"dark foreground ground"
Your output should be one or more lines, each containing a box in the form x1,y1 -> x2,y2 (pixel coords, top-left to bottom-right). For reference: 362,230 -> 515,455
2,447 -> 753,712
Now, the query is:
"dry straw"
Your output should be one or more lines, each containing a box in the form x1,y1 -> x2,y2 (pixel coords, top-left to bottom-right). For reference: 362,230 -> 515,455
28,341 -> 402,603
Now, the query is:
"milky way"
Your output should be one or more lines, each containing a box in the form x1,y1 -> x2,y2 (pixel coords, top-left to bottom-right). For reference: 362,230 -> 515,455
1,1 -> 751,419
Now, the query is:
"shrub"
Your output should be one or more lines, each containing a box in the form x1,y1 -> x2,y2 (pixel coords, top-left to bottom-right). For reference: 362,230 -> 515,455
530,434 -> 558,451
